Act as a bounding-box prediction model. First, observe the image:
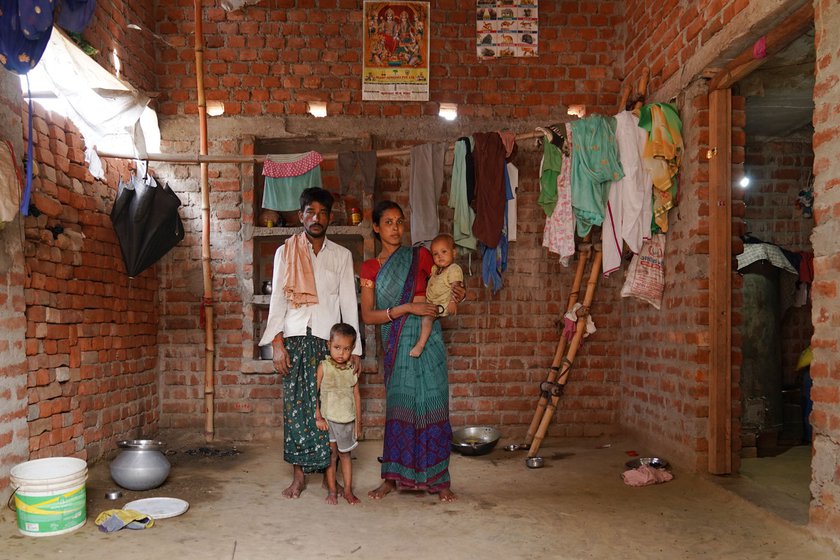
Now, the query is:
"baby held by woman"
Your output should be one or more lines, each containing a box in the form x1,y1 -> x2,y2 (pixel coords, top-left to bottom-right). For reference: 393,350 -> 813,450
410,233 -> 464,358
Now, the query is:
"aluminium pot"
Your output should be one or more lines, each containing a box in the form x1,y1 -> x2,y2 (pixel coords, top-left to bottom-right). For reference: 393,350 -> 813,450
109,439 -> 171,491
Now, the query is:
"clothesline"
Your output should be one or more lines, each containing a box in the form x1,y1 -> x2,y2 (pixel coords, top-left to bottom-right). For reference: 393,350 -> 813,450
96,130 -> 547,165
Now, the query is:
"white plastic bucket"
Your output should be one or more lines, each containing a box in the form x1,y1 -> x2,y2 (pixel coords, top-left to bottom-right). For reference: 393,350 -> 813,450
10,457 -> 88,537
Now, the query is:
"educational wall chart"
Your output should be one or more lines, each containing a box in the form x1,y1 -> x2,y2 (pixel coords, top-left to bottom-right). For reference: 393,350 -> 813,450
476,0 -> 538,59
362,2 -> 430,101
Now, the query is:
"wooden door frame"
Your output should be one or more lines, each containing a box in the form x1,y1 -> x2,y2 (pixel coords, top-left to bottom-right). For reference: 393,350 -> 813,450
706,3 -> 814,474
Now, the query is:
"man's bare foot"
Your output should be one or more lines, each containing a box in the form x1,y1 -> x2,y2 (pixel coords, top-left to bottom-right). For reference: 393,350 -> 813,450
368,480 -> 396,500
343,490 -> 361,505
282,477 -> 305,499
437,488 -> 457,503
325,492 -> 338,505
408,344 -> 424,358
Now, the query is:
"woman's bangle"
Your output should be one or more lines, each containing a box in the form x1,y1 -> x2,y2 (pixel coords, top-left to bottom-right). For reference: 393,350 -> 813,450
386,307 -> 394,321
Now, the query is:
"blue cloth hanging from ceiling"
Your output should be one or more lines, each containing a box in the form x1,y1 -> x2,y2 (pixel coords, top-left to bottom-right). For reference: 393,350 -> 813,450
0,0 -> 97,74
0,0 -> 54,74
0,0 -> 96,215
56,0 -> 96,33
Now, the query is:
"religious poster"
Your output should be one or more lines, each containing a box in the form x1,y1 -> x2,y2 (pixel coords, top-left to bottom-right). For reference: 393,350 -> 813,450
476,0 -> 538,59
362,2 -> 430,101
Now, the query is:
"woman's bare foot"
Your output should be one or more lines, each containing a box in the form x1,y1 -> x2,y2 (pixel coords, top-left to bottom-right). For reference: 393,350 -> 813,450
282,477 -> 306,499
325,492 -> 338,505
408,344 -> 424,358
368,480 -> 396,500
343,490 -> 361,505
437,488 -> 457,503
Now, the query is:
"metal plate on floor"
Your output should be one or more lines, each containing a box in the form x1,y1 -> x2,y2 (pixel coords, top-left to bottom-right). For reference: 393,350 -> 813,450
124,497 -> 190,519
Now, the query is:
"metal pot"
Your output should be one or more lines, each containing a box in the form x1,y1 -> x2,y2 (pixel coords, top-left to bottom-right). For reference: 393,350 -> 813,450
451,426 -> 501,456
259,344 -> 273,360
110,439 -> 171,491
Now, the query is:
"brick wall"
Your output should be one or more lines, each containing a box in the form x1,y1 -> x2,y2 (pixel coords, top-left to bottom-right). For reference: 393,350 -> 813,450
152,1 -> 628,440
809,0 -> 840,544
155,1 -> 624,119
153,118 -> 626,440
624,0 -> 752,94
21,102 -> 161,462
0,73 -> 29,504
0,0 -> 160,501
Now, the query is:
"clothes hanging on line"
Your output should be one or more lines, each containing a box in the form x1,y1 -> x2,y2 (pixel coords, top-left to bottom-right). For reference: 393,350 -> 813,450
409,142 -> 447,246
262,151 -> 323,211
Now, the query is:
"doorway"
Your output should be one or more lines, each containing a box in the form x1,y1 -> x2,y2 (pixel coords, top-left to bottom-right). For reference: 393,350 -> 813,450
710,23 -> 816,525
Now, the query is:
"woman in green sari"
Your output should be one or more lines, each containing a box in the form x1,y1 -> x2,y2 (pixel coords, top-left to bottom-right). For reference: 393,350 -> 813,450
360,201 -> 462,502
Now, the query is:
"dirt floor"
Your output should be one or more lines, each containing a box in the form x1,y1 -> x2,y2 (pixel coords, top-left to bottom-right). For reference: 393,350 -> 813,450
1,434 -> 837,560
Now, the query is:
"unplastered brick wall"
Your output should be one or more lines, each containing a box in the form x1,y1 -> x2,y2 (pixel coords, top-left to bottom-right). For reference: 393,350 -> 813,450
83,0 -> 157,92
154,2 -> 624,119
150,1 -> 629,440
623,0 -> 750,93
742,135 -> 814,380
368,140 -> 624,437
808,0 -> 840,543
0,73 -> 28,500
153,118 -> 624,440
21,103 -> 161,462
615,82 -> 720,470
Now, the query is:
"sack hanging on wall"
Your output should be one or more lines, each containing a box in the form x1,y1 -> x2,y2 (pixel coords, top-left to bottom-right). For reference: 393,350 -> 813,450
621,234 -> 666,310
0,140 -> 23,229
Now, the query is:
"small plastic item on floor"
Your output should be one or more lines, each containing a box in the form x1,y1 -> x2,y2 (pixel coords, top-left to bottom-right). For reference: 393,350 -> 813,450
94,509 -> 155,532
625,450 -> 639,457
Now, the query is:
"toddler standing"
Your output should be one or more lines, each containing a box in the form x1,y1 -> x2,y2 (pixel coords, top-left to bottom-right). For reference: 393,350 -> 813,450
316,323 -> 363,505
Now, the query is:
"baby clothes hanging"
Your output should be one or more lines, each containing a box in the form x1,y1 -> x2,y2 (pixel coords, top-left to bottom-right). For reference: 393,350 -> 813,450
543,123 -> 576,266
262,151 -> 323,211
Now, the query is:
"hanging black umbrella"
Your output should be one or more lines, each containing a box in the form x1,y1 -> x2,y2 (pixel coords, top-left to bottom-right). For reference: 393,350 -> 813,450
110,173 -> 185,278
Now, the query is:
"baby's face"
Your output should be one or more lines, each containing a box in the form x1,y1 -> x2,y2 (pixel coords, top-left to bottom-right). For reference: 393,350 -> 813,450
329,334 -> 354,365
431,239 -> 455,268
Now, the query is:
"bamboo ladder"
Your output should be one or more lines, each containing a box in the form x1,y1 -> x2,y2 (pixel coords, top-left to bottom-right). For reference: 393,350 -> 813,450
524,69 -> 649,458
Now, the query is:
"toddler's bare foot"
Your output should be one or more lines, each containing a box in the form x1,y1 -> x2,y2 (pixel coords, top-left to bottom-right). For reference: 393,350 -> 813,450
325,492 -> 338,505
282,477 -> 305,499
343,490 -> 361,505
368,480 -> 396,500
408,344 -> 424,358
437,488 -> 457,503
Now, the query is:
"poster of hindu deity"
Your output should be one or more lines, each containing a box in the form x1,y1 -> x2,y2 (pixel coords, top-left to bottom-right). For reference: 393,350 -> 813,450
476,0 -> 538,59
362,2 -> 430,101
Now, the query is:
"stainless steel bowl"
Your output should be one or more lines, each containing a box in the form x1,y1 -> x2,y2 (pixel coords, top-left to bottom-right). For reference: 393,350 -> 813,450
105,490 -> 123,500
451,426 -> 501,456
625,457 -> 669,469
525,456 -> 544,469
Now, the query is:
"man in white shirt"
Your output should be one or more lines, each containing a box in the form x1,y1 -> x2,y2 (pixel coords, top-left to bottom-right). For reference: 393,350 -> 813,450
258,187 -> 362,499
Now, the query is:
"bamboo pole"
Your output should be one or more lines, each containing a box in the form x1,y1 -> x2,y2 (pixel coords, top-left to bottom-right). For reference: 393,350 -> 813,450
194,0 -> 215,442
524,237 -> 591,446
95,131 -> 546,164
528,240 -> 603,458
618,83 -> 632,112
632,67 -> 650,113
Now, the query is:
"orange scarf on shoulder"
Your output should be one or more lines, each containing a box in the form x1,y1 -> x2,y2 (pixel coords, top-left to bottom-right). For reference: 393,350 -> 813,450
283,233 -> 319,308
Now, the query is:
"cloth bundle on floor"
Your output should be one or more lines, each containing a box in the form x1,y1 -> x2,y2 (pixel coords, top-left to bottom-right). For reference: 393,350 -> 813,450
94,509 -> 155,532
621,465 -> 674,487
